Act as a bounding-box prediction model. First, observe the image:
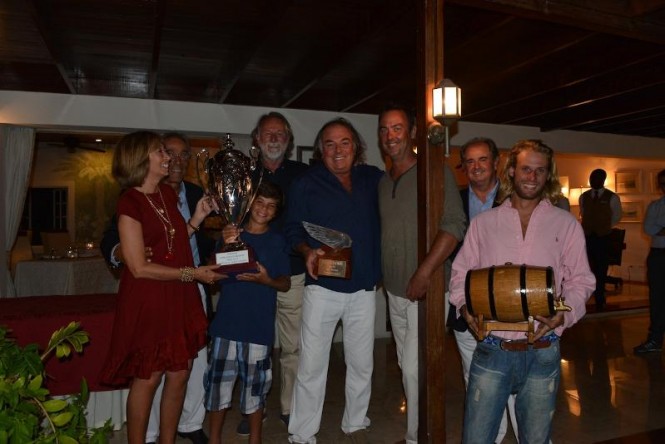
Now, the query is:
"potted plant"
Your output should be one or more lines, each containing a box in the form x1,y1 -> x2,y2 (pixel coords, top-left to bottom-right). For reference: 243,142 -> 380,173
0,322 -> 112,443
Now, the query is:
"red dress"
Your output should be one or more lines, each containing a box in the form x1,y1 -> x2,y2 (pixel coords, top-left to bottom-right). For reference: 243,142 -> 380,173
101,184 -> 208,386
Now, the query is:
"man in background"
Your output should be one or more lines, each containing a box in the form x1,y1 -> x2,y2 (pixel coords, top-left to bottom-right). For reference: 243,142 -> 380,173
234,112 -> 309,435
377,103 -> 466,444
101,132 -> 214,444
452,136 -> 519,443
579,169 -> 622,311
634,169 -> 665,354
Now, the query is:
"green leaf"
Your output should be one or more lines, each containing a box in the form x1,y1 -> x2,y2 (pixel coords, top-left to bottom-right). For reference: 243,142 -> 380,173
55,434 -> 79,444
56,343 -> 72,359
42,399 -> 68,413
51,411 -> 74,427
79,379 -> 89,404
27,374 -> 43,391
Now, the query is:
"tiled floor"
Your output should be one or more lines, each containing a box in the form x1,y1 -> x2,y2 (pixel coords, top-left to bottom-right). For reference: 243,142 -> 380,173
109,283 -> 665,443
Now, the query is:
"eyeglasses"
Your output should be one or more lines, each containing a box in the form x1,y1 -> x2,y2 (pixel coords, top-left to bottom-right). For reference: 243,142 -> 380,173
165,150 -> 191,161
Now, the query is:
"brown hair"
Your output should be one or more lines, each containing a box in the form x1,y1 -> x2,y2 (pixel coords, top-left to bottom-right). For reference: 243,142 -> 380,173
256,181 -> 284,210
112,131 -> 162,189
312,117 -> 366,165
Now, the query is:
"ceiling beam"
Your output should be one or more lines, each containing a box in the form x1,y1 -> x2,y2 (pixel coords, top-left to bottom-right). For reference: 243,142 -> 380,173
279,2 -> 413,108
26,0 -> 75,94
215,1 -> 294,103
628,0 -> 665,16
463,42 -> 665,120
148,0 -> 166,99
524,83 -> 665,131
449,0 -> 665,44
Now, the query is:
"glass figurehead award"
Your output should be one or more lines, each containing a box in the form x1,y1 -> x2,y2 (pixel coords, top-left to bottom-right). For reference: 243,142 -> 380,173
303,221 -> 352,279
197,134 -> 262,277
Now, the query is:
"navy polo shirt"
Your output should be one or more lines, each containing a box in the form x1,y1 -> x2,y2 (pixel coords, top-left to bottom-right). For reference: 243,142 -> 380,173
285,163 -> 382,293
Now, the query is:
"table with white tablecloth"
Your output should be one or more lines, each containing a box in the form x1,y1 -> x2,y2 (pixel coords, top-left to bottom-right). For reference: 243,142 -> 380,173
14,256 -> 119,297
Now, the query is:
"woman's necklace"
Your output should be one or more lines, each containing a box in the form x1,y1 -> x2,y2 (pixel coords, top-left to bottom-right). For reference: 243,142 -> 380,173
144,187 -> 176,261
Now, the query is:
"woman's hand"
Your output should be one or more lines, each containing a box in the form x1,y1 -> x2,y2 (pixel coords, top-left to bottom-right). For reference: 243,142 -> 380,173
193,265 -> 227,284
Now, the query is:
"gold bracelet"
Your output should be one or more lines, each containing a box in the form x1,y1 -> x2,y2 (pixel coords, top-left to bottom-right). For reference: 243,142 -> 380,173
180,267 -> 195,282
188,219 -> 200,232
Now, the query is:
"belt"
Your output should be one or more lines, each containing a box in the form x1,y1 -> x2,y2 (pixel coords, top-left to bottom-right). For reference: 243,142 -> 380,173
483,334 -> 558,352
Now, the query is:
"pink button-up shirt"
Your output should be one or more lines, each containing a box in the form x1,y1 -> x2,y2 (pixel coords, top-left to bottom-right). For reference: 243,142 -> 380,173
450,198 -> 595,339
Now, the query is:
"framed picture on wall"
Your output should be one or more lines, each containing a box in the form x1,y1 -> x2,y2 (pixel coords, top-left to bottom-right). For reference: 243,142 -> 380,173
297,146 -> 315,165
647,170 -> 663,194
620,200 -> 643,223
615,170 -> 642,194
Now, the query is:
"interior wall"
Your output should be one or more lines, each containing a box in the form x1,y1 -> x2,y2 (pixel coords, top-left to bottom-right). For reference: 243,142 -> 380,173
556,154 -> 665,282
3,90 -> 665,297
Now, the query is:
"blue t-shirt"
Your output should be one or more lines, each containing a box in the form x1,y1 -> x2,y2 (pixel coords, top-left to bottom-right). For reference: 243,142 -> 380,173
252,159 -> 309,275
285,163 -> 383,293
210,228 -> 290,345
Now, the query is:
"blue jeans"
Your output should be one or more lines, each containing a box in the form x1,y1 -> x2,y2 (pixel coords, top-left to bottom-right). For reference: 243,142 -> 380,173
463,339 -> 560,444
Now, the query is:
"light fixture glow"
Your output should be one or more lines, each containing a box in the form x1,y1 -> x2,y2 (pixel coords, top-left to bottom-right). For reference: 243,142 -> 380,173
429,79 -> 462,157
432,79 -> 462,122
569,187 -> 590,207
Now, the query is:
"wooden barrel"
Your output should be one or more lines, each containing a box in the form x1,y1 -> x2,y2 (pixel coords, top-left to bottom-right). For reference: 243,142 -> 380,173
465,264 -> 556,322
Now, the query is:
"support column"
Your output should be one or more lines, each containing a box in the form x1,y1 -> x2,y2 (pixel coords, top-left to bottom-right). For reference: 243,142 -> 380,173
416,0 -> 446,442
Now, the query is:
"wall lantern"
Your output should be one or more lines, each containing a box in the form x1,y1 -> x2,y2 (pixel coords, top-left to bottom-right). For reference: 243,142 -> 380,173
428,79 -> 462,157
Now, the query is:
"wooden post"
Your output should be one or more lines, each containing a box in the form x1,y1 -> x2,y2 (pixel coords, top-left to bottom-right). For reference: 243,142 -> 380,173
416,0 -> 446,442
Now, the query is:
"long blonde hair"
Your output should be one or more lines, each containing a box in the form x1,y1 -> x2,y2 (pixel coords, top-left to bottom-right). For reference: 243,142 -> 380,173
498,139 -> 562,204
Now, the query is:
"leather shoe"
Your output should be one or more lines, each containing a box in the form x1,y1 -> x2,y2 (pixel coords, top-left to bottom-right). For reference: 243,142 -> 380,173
634,339 -> 662,354
177,429 -> 208,444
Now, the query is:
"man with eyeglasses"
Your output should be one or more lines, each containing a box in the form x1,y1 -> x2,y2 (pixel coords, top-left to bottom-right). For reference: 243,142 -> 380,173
100,132 -> 214,444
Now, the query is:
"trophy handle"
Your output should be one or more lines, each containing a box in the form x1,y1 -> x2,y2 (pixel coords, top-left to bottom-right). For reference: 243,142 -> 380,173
196,149 -> 211,194
236,169 -> 265,227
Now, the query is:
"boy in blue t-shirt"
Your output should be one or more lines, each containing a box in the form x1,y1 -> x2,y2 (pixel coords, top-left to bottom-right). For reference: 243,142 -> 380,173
204,182 -> 291,444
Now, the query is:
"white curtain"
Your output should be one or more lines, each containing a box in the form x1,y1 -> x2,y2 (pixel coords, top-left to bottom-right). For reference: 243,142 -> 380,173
2,126 -> 35,297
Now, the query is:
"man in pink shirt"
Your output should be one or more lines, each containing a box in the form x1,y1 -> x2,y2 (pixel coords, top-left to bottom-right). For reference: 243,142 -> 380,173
450,139 -> 595,443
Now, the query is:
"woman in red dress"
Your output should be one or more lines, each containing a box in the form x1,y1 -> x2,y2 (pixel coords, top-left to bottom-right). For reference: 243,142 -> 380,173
101,131 -> 223,444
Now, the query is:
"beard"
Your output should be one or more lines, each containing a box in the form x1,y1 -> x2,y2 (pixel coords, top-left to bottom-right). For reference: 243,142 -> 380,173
261,142 -> 287,161
513,180 -> 545,200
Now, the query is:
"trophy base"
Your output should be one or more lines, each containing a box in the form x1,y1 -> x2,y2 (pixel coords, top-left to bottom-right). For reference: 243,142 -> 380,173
314,246 -> 352,279
212,244 -> 259,280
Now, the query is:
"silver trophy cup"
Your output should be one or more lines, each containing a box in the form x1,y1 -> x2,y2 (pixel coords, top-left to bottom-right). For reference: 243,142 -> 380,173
196,133 -> 261,272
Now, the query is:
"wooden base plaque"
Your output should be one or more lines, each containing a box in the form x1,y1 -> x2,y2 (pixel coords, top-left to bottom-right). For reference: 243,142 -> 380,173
314,245 -> 352,279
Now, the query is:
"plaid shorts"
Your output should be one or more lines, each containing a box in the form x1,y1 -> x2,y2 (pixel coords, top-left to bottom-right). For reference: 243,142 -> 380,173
203,337 -> 272,414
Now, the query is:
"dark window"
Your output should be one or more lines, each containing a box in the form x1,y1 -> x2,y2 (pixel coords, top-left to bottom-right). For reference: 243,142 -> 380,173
20,187 -> 68,244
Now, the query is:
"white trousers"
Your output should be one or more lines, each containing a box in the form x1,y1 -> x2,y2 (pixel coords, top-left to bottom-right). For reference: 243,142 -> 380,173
146,284 -> 208,442
277,273 -> 306,415
386,290 -> 419,444
288,285 -> 375,444
454,328 -> 518,443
